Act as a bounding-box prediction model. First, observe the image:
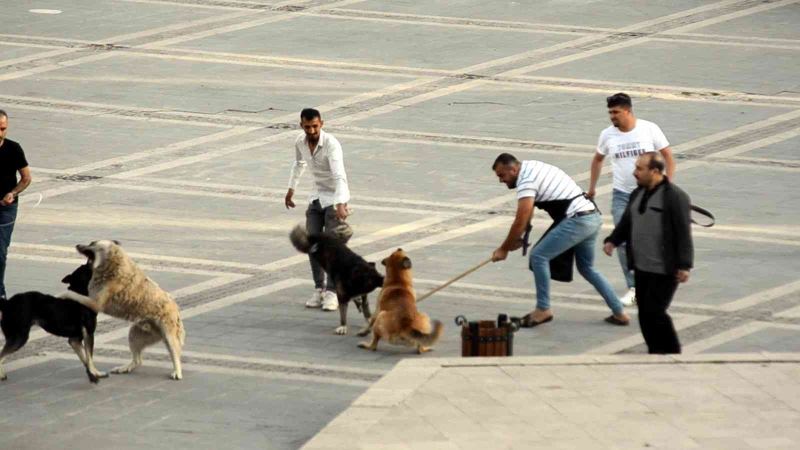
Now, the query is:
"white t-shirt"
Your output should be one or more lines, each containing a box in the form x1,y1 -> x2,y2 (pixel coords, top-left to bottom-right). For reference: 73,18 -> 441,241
516,160 -> 595,218
597,119 -> 669,194
287,130 -> 350,208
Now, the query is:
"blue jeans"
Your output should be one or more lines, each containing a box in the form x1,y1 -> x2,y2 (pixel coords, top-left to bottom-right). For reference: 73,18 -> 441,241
529,212 -> 624,315
0,203 -> 18,298
612,189 -> 635,289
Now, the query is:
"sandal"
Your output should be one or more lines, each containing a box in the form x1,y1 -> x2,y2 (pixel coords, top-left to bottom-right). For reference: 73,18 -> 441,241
517,313 -> 554,328
604,315 -> 630,326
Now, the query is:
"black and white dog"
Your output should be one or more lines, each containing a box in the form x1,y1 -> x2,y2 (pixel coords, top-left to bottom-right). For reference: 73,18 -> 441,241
0,262 -> 107,383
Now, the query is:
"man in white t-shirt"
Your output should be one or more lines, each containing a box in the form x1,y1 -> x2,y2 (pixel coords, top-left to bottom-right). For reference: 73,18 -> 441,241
588,93 -> 676,307
285,108 -> 351,311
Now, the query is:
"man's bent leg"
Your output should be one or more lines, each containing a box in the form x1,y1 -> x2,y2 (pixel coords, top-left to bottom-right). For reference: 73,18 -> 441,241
529,218 -> 584,311
573,214 -> 624,315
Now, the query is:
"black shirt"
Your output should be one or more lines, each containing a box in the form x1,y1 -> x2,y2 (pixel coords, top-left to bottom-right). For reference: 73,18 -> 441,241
0,139 -> 28,205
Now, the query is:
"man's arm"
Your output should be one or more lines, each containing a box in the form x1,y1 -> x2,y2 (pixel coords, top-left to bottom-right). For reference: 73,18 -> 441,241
492,197 -> 534,262
285,146 -> 306,209
588,153 -> 605,199
2,167 -> 31,206
328,143 -> 350,220
670,187 -> 694,276
660,147 -> 676,180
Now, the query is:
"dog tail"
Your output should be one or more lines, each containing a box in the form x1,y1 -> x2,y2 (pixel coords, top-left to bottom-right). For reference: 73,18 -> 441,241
289,225 -> 312,253
408,319 -> 444,347
177,316 -> 186,346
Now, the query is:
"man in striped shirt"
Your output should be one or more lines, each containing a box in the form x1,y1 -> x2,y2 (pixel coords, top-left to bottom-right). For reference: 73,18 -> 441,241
491,153 -> 629,327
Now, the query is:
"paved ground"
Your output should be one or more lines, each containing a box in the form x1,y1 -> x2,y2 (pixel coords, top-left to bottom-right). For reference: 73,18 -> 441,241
303,354 -> 800,450
0,0 -> 798,449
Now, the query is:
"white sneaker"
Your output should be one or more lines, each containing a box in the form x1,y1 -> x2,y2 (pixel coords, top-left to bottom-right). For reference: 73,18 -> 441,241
321,290 -> 339,311
620,288 -> 636,307
305,289 -> 323,308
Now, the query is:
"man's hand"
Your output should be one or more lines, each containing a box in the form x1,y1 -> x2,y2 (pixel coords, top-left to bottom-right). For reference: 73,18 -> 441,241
603,242 -> 615,256
676,269 -> 690,283
587,188 -> 596,199
491,248 -> 508,262
335,203 -> 349,221
284,189 -> 295,209
1,193 -> 14,206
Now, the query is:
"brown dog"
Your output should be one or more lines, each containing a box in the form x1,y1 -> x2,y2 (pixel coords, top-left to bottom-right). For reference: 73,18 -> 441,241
358,249 -> 443,354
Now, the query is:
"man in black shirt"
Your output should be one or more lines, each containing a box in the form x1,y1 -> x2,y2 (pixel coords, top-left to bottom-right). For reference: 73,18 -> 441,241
603,153 -> 693,354
0,110 -> 32,300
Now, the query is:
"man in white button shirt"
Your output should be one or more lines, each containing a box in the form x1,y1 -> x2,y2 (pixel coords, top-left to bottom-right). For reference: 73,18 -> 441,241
285,108 -> 351,311
588,93 -> 676,307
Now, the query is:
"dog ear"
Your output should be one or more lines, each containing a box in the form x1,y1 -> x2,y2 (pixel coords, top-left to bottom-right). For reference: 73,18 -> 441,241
401,257 -> 412,269
381,258 -> 387,266
113,240 -> 121,246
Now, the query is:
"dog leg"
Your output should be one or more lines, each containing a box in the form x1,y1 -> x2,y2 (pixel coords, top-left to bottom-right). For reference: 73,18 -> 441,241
58,291 -> 102,313
335,301 -> 349,335
81,328 -> 108,381
0,336 -> 28,381
356,296 -> 374,337
416,345 -> 433,354
160,323 -> 184,381
112,322 -> 160,375
357,333 -> 380,351
0,334 -> 30,381
358,319 -> 382,351
68,337 -> 102,384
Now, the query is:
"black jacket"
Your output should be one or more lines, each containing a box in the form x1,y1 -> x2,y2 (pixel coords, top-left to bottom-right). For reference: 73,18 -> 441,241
604,178 -> 694,274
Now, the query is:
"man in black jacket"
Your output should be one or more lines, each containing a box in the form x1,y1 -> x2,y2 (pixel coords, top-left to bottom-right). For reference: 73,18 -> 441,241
603,152 -> 692,354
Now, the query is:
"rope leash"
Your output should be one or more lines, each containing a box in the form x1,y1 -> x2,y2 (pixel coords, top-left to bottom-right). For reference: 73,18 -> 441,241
0,193 -> 44,227
416,257 -> 493,303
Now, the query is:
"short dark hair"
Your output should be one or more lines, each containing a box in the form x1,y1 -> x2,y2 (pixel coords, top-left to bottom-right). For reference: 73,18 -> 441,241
492,153 -> 519,170
300,108 -> 321,121
606,93 -> 632,109
644,152 -> 665,173
0,109 -> 7,119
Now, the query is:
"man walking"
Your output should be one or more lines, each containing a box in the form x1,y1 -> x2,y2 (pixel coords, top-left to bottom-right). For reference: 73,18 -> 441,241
285,108 -> 350,311
0,110 -> 32,300
589,93 -> 675,306
491,153 -> 629,327
604,153 -> 692,354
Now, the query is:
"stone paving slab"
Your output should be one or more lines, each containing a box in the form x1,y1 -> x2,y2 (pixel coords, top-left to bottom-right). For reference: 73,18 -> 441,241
303,354 -> 800,450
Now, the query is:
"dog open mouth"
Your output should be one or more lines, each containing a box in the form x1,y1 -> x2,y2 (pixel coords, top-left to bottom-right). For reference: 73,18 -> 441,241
76,244 -> 95,263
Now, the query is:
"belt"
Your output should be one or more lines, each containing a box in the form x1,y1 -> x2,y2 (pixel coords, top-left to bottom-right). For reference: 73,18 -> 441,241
571,209 -> 597,218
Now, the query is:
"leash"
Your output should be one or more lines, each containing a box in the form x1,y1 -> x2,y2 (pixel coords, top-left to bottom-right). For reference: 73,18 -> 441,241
416,257 -> 493,303
0,193 -> 44,227
691,204 -> 715,227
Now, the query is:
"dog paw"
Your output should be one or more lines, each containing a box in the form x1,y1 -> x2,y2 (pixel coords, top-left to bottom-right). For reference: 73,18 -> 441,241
170,372 -> 183,381
356,327 -> 371,337
1,375 -> 7,381
335,326 -> 348,335
111,365 -> 134,374
357,342 -> 370,349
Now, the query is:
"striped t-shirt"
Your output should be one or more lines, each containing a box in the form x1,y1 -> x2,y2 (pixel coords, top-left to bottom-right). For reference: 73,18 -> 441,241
516,160 -> 595,217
